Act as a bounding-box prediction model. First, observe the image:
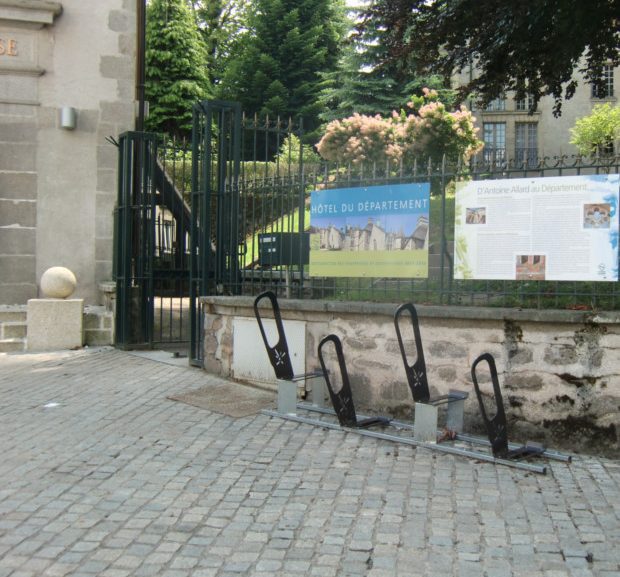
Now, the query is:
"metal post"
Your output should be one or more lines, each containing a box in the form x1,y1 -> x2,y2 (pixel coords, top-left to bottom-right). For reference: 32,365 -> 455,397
413,403 -> 438,442
297,118 -> 305,297
277,379 -> 297,415
136,0 -> 146,131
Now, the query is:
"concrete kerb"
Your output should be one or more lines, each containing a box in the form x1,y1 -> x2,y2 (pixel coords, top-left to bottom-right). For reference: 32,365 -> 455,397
202,294 -> 620,325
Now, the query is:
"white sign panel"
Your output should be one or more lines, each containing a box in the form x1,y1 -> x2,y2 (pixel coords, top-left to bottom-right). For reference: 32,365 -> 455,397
454,174 -> 620,281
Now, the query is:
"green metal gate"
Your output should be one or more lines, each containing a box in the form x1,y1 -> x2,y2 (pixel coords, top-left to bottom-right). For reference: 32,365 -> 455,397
189,100 -> 307,365
189,101 -> 243,364
115,102 -> 306,364
115,131 -> 192,350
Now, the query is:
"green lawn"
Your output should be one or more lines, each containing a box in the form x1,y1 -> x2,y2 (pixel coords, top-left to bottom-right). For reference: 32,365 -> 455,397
242,206 -> 311,267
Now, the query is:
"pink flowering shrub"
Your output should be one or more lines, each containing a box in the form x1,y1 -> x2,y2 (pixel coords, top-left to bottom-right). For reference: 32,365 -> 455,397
315,113 -> 400,165
317,88 -> 483,165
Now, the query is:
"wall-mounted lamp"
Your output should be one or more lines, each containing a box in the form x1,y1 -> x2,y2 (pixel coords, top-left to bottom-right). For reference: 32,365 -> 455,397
60,106 -> 77,130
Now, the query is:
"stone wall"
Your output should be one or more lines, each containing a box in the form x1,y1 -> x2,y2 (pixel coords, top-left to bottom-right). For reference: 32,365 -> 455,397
83,306 -> 114,347
0,303 -> 113,352
0,0 -> 136,305
201,296 -> 620,456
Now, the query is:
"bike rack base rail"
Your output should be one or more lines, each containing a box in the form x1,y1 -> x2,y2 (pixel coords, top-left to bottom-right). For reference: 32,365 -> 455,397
262,407 -> 551,475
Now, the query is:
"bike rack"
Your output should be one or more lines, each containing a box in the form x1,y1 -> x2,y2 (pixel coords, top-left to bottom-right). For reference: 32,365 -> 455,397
254,291 -> 570,474
253,291 -> 327,412
394,302 -> 468,441
471,352 -> 558,461
253,290 -> 294,380
317,334 -> 390,428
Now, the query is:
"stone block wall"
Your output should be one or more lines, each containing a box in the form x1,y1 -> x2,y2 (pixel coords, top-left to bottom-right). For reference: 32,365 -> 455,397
83,306 -> 114,346
0,303 -> 113,352
0,0 -> 136,305
201,296 -> 620,456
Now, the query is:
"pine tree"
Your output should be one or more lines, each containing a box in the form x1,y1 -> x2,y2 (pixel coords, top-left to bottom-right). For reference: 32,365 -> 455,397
218,0 -> 346,143
319,6 -> 450,122
145,0 -> 211,137
188,0 -> 250,87
319,42 -> 410,122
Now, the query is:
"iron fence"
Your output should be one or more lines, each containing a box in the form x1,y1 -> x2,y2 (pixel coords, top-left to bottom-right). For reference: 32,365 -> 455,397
116,100 -> 620,360
121,124 -> 620,319
222,141 -> 620,310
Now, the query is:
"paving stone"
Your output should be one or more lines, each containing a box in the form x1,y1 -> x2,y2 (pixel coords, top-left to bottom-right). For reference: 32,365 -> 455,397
0,348 -> 618,577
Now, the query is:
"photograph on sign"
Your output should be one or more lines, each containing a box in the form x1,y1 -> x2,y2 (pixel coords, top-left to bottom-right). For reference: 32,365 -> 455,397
454,174 -> 620,281
309,183 -> 430,278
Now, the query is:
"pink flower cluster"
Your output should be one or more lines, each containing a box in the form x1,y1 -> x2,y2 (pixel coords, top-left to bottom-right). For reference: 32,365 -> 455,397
316,113 -> 399,165
316,90 -> 483,165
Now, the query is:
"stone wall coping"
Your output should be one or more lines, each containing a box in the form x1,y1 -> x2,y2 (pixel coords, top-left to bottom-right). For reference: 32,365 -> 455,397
0,64 -> 45,77
0,0 -> 62,25
84,305 -> 108,314
0,304 -> 27,312
98,281 -> 116,293
199,295 -> 620,325
0,0 -> 62,14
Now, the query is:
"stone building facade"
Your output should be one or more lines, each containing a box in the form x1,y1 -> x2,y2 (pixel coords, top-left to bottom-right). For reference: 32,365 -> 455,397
454,65 -> 619,162
0,0 -> 136,305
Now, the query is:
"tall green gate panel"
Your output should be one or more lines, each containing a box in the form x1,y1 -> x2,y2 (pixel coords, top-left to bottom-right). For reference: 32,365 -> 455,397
115,131 -> 192,349
189,101 -> 307,365
115,132 -> 157,348
189,101 -> 242,364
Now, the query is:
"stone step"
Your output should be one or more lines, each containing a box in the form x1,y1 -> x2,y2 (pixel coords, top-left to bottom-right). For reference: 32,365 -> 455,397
1,321 -> 27,339
0,338 -> 26,353
0,309 -> 27,324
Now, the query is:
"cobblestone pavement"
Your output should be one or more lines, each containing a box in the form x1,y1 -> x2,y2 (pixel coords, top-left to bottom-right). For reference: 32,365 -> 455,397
0,347 -> 618,577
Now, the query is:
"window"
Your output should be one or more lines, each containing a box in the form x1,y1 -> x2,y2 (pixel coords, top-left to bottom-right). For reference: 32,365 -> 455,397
484,96 -> 506,111
592,65 -> 614,98
515,95 -> 535,111
515,123 -> 538,167
483,122 -> 506,164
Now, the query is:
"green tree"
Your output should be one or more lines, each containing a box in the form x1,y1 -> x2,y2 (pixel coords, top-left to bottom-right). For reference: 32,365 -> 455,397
570,103 -> 620,156
319,7 -> 452,122
187,0 -> 250,87
145,0 -> 211,137
363,0 -> 619,115
219,0 -> 346,143
275,133 -> 321,166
